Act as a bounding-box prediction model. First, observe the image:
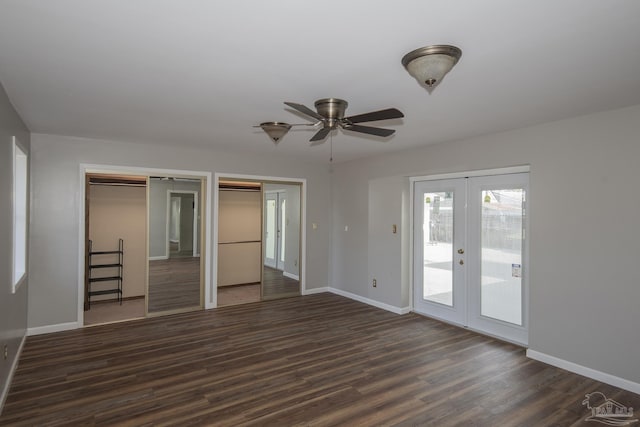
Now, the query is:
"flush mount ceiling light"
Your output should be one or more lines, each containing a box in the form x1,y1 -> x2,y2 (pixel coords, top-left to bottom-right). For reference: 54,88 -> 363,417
258,122 -> 292,144
402,45 -> 462,93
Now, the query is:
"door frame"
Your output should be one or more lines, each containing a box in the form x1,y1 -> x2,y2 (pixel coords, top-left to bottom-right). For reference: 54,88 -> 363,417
214,173 -> 306,307
77,164 -> 213,326
166,190 -> 199,258
409,165 -> 530,345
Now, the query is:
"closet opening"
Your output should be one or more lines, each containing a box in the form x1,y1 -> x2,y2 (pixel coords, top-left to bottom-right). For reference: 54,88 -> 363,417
84,174 -> 148,325
217,178 -> 302,306
81,168 -> 210,326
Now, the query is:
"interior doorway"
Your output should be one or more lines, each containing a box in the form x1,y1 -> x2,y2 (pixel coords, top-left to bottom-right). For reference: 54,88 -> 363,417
262,183 -> 300,300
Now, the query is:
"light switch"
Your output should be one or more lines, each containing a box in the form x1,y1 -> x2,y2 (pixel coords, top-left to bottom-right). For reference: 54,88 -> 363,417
344,225 -> 349,231
312,223 -> 318,230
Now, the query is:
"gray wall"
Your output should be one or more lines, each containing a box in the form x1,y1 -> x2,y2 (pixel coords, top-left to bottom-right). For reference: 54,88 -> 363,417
28,133 -> 331,329
330,104 -> 640,385
0,82 -> 30,406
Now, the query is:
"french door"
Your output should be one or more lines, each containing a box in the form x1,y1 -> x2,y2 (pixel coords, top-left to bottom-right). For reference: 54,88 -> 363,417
413,173 -> 529,344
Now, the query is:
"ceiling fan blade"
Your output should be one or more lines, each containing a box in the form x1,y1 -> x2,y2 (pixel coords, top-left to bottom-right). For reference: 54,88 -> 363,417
284,102 -> 325,122
342,124 -> 395,138
344,108 -> 404,124
310,127 -> 331,142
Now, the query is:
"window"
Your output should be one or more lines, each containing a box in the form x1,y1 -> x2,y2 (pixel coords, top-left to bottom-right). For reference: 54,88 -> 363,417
12,137 -> 27,292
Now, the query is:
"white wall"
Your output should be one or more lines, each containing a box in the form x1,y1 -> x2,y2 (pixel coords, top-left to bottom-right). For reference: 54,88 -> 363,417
0,81 -> 30,408
330,103 -> 640,386
28,134 -> 331,330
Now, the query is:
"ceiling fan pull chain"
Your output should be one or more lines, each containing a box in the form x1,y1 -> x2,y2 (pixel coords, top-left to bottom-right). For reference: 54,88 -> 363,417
330,132 -> 333,163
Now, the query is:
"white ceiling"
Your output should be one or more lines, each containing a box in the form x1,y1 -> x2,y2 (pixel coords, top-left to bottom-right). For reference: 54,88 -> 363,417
1,1 -> 640,164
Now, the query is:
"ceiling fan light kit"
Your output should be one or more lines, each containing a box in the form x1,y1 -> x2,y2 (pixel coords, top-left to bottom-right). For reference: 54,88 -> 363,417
402,44 -> 462,93
259,121 -> 292,144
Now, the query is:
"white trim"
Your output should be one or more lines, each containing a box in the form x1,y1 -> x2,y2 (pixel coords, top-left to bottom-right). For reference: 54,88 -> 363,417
214,173 -> 306,307
27,321 -> 79,336
283,271 -> 299,281
0,335 -> 26,414
78,164 -> 213,322
410,165 -> 530,183
329,288 -> 411,315
527,349 -> 640,395
148,255 -> 168,261
303,287 -> 329,295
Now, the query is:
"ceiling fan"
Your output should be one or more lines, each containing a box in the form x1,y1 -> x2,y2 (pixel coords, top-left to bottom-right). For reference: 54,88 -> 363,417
258,98 -> 404,145
286,98 -> 404,144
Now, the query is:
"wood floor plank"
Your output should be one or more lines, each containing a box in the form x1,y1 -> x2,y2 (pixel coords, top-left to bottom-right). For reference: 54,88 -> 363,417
2,293 -> 639,426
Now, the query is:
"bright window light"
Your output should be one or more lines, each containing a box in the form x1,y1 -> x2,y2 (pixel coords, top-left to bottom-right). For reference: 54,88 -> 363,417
13,137 -> 27,292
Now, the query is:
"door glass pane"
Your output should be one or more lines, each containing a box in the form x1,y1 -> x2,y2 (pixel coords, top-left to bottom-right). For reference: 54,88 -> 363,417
422,192 -> 454,306
480,189 -> 524,325
266,199 -> 276,259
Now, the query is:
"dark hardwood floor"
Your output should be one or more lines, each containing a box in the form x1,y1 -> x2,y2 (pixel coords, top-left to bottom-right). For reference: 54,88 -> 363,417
2,293 -> 638,426
148,257 -> 201,313
262,266 -> 299,299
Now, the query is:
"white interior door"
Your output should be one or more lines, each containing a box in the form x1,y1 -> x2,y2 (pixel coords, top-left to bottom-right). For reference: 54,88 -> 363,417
413,178 -> 467,326
413,173 -> 529,345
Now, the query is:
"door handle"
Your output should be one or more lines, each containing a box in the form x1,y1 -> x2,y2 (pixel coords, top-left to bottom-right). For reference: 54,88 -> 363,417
457,248 -> 464,254
459,259 -> 464,265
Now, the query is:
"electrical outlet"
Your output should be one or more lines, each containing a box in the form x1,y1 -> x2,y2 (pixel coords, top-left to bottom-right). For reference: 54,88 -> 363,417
372,278 -> 377,287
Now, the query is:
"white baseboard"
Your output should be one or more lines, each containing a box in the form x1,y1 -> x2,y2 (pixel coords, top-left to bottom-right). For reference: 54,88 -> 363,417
328,287 -> 410,315
0,335 -> 26,415
302,287 -> 329,295
27,321 -> 79,336
283,272 -> 299,281
527,349 -> 640,395
149,255 -> 168,261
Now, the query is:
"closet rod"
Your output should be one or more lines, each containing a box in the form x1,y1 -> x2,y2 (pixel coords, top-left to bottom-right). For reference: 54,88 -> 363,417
89,182 -> 147,188
219,187 -> 261,192
218,240 -> 261,245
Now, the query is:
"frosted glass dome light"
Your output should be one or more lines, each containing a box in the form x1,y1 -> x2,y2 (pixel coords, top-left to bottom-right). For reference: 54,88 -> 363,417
402,45 -> 462,93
